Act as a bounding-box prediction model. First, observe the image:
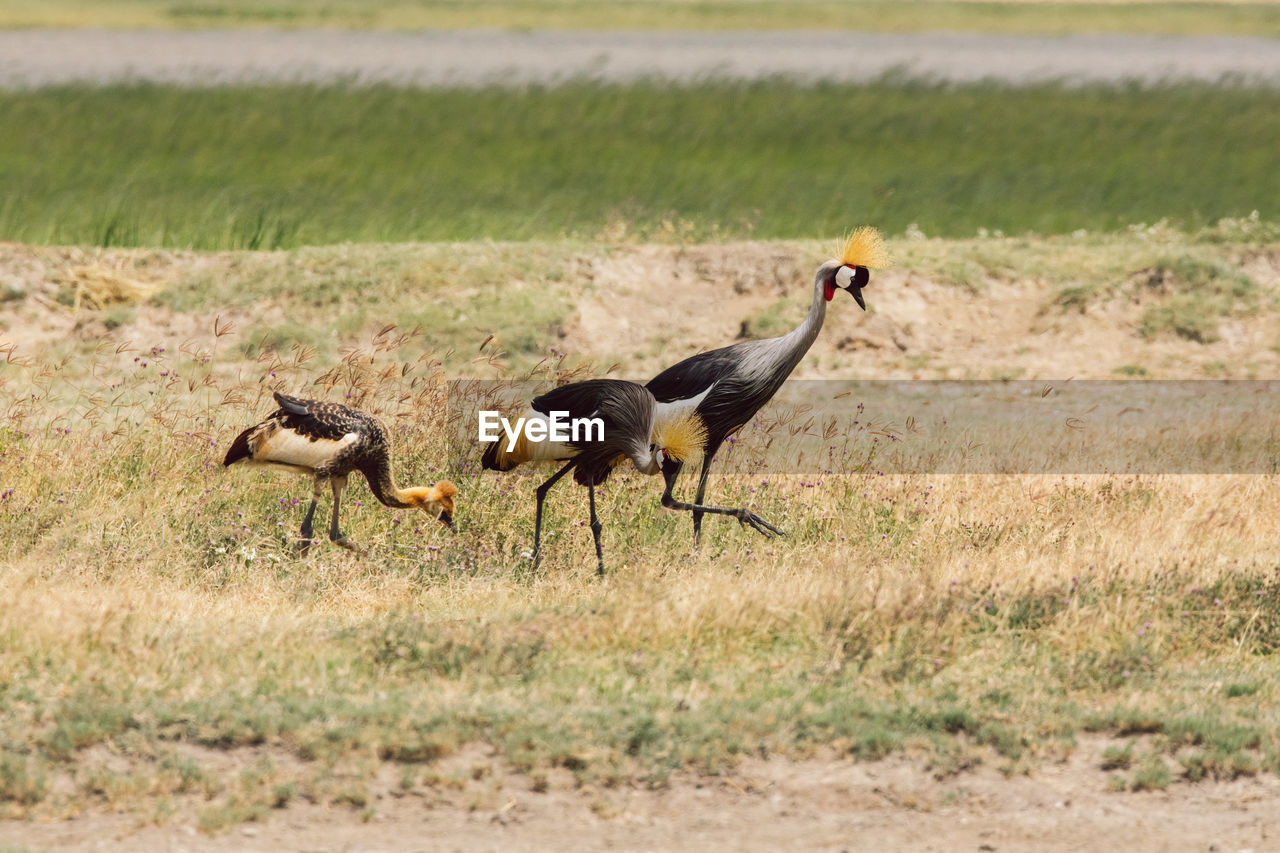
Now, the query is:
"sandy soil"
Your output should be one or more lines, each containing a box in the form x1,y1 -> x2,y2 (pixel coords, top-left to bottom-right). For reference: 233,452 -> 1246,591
0,29 -> 1278,89
3,737 -> 1278,852
563,241 -> 1280,380
4,241 -> 1280,382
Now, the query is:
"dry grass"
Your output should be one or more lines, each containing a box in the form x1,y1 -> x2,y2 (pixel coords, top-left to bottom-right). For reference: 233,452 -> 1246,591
1,228 -> 1279,825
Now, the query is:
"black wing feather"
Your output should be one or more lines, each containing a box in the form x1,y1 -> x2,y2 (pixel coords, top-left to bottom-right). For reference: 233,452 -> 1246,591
645,345 -> 743,403
533,379 -> 618,420
481,437 -> 508,471
223,426 -> 253,466
527,379 -> 656,487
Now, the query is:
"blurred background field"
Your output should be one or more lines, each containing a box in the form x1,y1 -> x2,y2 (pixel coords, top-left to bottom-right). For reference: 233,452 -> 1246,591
1,81 -> 1277,249
4,0 -> 1280,35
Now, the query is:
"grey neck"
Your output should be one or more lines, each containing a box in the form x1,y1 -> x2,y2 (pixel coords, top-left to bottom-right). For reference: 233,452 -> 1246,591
768,273 -> 828,378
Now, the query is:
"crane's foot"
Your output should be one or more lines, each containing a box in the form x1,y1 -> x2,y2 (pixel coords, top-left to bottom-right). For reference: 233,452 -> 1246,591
332,535 -> 365,556
734,510 -> 785,539
298,537 -> 316,556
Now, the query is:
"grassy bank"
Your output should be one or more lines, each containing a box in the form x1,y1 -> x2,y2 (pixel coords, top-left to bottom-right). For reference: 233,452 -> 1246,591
1,81 -> 1277,249
4,0 -> 1280,36
1,232 -> 1279,825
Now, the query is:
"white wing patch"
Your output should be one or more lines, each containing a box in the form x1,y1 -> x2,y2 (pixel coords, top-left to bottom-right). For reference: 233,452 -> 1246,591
653,384 -> 713,422
517,411 -> 576,462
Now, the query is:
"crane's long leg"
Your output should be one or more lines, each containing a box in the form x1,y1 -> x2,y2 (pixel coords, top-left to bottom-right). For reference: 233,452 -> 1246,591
691,454 -> 714,544
299,474 -> 326,555
327,475 -> 364,555
660,457 -> 784,540
588,483 -> 605,576
532,460 -> 575,566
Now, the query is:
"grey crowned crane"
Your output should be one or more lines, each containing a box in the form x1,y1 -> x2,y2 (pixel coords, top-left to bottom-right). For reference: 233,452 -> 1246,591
481,378 -> 704,575
647,227 -> 889,543
224,391 -> 458,555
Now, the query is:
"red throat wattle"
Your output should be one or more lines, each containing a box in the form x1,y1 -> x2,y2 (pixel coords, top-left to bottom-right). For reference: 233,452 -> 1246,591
824,281 -> 835,302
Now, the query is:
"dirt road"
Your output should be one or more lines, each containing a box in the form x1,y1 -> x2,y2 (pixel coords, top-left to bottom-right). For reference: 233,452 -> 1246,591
1,29 -> 1278,88
4,739 -> 1279,852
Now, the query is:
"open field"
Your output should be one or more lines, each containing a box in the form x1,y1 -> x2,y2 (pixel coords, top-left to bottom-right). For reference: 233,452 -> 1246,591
1,225 -> 1280,847
3,0 -> 1280,36
1,82 -> 1278,249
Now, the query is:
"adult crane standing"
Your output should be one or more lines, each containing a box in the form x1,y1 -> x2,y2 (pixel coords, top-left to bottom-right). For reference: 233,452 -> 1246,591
225,391 -> 458,555
647,227 -> 889,543
482,378 -> 704,574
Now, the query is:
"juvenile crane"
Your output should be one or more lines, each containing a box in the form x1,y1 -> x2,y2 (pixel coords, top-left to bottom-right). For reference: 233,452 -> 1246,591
224,391 -> 457,555
648,227 -> 889,543
482,378 -> 704,574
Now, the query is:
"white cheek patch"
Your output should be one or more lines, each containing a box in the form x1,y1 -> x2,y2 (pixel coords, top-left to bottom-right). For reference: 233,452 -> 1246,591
834,265 -> 857,289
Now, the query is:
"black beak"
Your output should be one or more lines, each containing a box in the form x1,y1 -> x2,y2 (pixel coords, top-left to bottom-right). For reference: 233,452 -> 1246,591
841,266 -> 869,311
661,455 -> 682,486
439,511 -> 455,532
839,267 -> 870,311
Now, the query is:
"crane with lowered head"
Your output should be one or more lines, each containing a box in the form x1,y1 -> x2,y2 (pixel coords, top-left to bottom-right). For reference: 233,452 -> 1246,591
482,377 -> 706,574
225,391 -> 457,555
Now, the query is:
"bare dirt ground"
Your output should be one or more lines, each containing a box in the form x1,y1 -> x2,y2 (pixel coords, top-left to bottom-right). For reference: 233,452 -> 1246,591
4,738 -> 1280,852
555,241 -> 1280,380
6,241 -> 1280,381
1,29 -> 1279,89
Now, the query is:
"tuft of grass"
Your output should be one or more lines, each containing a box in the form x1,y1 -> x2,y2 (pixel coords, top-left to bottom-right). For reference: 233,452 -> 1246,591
1112,364 -> 1148,377
332,784 -> 370,809
1100,742 -> 1134,771
1179,748 -> 1261,783
1052,284 -> 1098,313
1130,755 -> 1173,792
1224,681 -> 1261,699
1138,254 -> 1258,343
0,752 -> 49,812
1,82 -> 1278,248
197,797 -> 269,835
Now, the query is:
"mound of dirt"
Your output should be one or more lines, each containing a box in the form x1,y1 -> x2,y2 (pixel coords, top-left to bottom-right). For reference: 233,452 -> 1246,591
558,242 -> 1280,380
5,240 -> 1280,381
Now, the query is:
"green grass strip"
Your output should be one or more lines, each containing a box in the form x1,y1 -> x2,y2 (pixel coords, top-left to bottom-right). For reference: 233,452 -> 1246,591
1,81 -> 1276,248
4,0 -> 1280,36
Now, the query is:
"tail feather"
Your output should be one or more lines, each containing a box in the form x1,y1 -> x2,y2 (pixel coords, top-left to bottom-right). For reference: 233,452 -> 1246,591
481,439 -> 506,471
481,409 -> 547,471
482,437 -> 525,471
273,391 -> 309,416
223,426 -> 254,466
